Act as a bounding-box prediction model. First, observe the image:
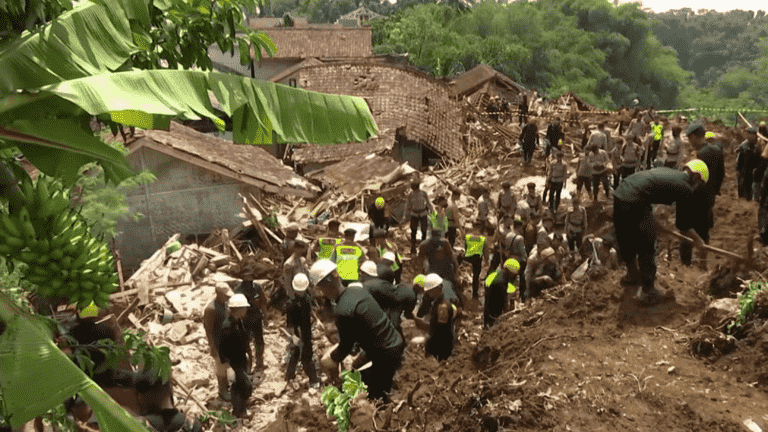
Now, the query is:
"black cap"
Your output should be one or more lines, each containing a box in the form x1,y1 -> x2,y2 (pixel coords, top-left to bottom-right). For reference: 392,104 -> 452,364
344,228 -> 356,236
686,123 -> 704,136
527,182 -> 536,189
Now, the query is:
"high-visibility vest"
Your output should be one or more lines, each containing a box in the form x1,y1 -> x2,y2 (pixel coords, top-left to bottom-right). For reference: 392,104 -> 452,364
318,237 -> 341,260
335,245 -> 363,281
652,123 -> 663,141
485,270 -> 517,293
465,235 -> 485,257
377,241 -> 402,272
429,211 -> 449,232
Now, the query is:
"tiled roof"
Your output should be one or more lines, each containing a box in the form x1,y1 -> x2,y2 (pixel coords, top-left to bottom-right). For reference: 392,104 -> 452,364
451,64 -> 528,97
249,16 -> 309,28
128,122 -> 317,198
297,62 -> 465,161
269,57 -> 324,83
307,154 -> 403,196
292,133 -> 394,164
253,27 -> 373,59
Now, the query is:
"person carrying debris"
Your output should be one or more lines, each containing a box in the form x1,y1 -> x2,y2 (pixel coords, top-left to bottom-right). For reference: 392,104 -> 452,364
663,126 -> 685,169
316,220 -> 342,261
484,259 -> 520,328
498,181 -> 517,226
565,194 -> 588,256
405,179 -> 433,254
458,223 -> 490,299
526,247 -> 563,299
545,117 -> 564,159
587,145 -> 612,203
284,274 -> 320,389
613,161 -> 710,304
311,261 -> 405,401
417,274 -> 461,361
366,196 -> 397,246
519,120 -> 539,164
736,127 -> 761,201
330,228 -> 366,286
546,151 -> 568,212
677,124 -> 725,269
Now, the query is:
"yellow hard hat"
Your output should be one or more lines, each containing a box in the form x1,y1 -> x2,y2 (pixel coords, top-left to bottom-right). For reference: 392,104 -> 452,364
79,302 -> 99,319
504,258 -> 520,274
375,197 -> 385,209
413,274 -> 426,287
705,131 -> 716,139
685,159 -> 709,183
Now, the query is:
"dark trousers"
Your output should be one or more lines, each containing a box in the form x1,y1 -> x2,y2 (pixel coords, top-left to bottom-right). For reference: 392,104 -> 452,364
522,142 -> 535,162
488,255 -> 526,296
567,231 -> 584,254
527,276 -> 556,299
426,322 -> 455,361
647,140 -> 660,168
738,170 -> 754,201
447,226 -> 458,247
230,368 -> 252,418
410,215 -> 429,244
544,140 -> 559,158
617,166 -> 636,185
549,181 -> 563,211
592,172 -> 611,200
753,162 -> 768,201
361,345 -> 404,400
243,309 -> 264,364
614,198 -> 657,290
285,336 -> 318,384
576,176 -> 592,196
460,254 -> 483,297
483,283 -> 507,328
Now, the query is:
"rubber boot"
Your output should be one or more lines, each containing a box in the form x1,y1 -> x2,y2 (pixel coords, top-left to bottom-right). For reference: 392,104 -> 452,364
640,283 -> 674,305
217,375 -> 231,401
620,260 -> 641,287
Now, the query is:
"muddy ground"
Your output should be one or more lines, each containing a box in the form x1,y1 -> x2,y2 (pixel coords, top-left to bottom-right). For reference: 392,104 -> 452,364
204,131 -> 768,432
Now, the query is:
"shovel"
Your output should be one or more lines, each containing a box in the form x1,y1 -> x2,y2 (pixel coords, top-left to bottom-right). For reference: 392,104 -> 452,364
657,225 -> 762,271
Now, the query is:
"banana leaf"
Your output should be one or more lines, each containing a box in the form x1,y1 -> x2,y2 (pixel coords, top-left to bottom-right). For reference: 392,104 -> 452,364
37,69 -> 378,144
0,0 -> 149,97
0,293 -> 151,432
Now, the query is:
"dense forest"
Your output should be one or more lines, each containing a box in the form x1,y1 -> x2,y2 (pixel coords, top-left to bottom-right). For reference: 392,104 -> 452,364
262,0 -> 768,117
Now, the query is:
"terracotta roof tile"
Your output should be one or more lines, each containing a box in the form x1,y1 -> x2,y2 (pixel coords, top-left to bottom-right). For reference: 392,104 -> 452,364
292,133 -> 394,164
451,63 -> 528,97
307,154 -> 403,196
255,27 -> 373,59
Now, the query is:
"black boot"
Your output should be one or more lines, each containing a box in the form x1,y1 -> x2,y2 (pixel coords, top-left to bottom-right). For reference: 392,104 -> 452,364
620,262 -> 640,287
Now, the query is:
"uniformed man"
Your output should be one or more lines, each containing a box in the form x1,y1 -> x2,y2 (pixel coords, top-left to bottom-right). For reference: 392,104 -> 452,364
586,122 -> 608,152
546,151 -> 568,211
417,274 -> 461,361
483,259 -> 520,328
613,161 -> 709,304
375,231 -> 402,284
359,261 -> 406,337
476,187 -> 493,235
736,127 -> 761,201
498,181 -> 517,226
331,228 -> 367,286
367,196 -> 396,246
417,228 -> 460,293
312,261 -> 405,401
459,223 -> 489,299
565,194 -> 588,255
406,179 -> 433,254
663,125 -> 685,169
280,224 -> 300,263
316,220 -> 342,261
284,274 -> 319,388
446,190 -> 463,247
429,195 -> 450,238
526,247 -> 563,299
525,182 -> 543,225
647,116 -> 664,168
587,145 -> 612,202
235,279 -> 266,371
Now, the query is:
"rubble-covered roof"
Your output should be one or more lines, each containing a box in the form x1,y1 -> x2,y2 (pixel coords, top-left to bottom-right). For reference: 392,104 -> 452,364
128,122 -> 318,198
307,153 -> 404,196
292,133 -> 395,164
298,61 -> 465,161
450,64 -> 528,98
555,92 -> 597,112
255,27 -> 373,59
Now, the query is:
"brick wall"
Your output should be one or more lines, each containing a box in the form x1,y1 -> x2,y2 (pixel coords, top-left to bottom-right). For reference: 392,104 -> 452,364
298,63 -> 464,161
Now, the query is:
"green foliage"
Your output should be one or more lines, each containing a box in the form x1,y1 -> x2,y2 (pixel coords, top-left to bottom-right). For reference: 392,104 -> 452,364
729,281 -> 767,331
321,370 -> 367,432
0,256 -> 36,313
70,134 -> 156,241
372,0 -> 688,110
41,401 -> 78,432
265,207 -> 279,230
0,0 -> 75,45
197,408 -> 238,427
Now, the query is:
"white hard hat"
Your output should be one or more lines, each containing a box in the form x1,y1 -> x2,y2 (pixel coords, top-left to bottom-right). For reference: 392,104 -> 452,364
360,260 -> 378,277
228,293 -> 250,308
382,252 -> 396,262
292,273 -> 309,292
424,273 -> 443,291
309,260 -> 337,285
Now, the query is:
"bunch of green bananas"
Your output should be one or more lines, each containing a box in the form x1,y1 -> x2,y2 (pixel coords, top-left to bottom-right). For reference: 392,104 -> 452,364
0,174 -> 118,309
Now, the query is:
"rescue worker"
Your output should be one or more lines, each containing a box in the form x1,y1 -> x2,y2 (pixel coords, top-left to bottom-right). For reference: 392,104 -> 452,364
459,223 -> 490,299
663,126 -> 685,169
218,294 -> 253,417
613,161 -> 709,304
367,196 -> 396,246
574,152 -> 592,200
446,190 -> 463,247
736,127 -> 761,201
484,259 -> 520,328
204,283 -> 237,401
283,239 -> 309,298
545,118 -> 564,159
586,122 -> 608,152
359,261 -> 406,337
476,187 -> 493,235
498,181 -> 517,226
587,145 -> 612,202
331,228 -> 366,286
284,274 -> 319,388
418,228 -> 460,293
417,274 -> 461,361
312,261 -> 405,401
280,224 -> 300,263
405,179 -> 433,254
546,151 -> 568,211
752,125 -> 768,201
624,111 -> 647,145
520,120 -> 539,164
526,247 -> 563,299
678,124 -> 725,269
375,231 -> 402,284
647,116 -> 664,168
316,220 -> 342,261
235,279 -> 266,371
525,182 -> 543,225
565,194 -> 588,255
519,94 -> 529,125
429,195 -> 450,238
618,136 -> 643,185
